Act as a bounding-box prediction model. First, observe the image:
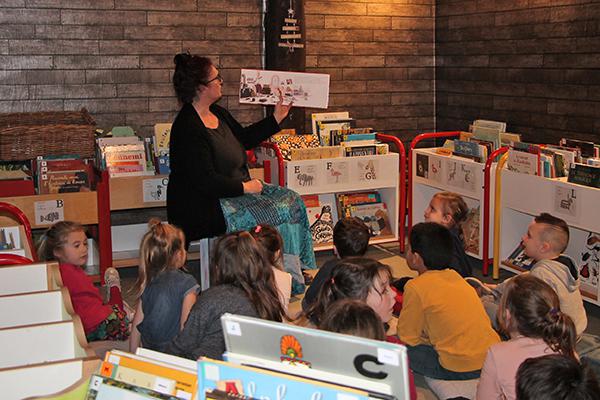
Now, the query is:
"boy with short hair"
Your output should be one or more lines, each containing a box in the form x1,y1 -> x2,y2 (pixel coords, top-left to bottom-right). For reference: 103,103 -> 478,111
398,222 -> 500,380
475,212 -> 588,336
302,217 -> 370,311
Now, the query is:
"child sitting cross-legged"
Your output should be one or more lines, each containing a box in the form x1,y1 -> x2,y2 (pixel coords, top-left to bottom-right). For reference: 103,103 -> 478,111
129,219 -> 200,353
476,274 -> 577,400
302,217 -> 371,312
475,212 -> 588,337
398,222 -> 500,381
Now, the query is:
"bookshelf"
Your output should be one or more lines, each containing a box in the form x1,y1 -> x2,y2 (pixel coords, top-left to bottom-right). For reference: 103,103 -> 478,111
498,169 -> 600,305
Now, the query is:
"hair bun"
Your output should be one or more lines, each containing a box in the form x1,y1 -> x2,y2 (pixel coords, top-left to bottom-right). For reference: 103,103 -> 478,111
173,52 -> 191,66
147,217 -> 162,229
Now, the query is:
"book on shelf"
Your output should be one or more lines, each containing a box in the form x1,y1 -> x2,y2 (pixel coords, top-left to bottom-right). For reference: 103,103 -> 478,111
331,130 -> 375,146
453,140 -> 487,162
316,118 -> 355,146
560,138 -> 597,159
290,146 -> 343,161
38,170 -> 91,194
101,350 -> 197,400
503,242 -> 535,270
269,133 -> 320,161
472,119 -> 506,133
500,132 -> 521,146
470,126 -> 501,152
87,374 -> 182,399
568,163 -> 600,188
310,111 -> 349,136
0,225 -> 21,251
154,123 -> 172,156
342,143 -> 388,157
102,143 -> 153,177
336,191 -> 382,219
0,161 -> 35,196
506,146 -> 540,175
302,194 -> 338,245
198,358 -> 371,400
348,202 -> 392,237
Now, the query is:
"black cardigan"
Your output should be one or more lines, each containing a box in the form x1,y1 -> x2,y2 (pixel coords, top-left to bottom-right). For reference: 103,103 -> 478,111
167,103 -> 280,243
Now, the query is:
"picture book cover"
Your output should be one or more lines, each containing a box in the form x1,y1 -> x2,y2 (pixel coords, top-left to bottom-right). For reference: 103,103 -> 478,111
198,358 -> 370,400
38,170 -> 90,194
302,194 -> 338,244
101,351 -> 197,400
86,374 -> 182,400
311,111 -> 349,136
239,69 -> 330,109
270,133 -> 319,161
503,242 -> 535,271
507,149 -> 539,175
462,201 -> 480,256
568,163 -> 600,188
154,123 -> 172,156
349,202 -> 392,237
317,119 -> 355,146
577,232 -> 600,296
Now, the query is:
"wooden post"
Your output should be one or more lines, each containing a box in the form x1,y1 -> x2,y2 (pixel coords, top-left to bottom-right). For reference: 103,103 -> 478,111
264,0 -> 306,133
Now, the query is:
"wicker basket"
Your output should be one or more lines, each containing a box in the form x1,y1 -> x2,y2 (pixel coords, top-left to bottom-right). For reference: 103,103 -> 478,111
0,108 -> 96,160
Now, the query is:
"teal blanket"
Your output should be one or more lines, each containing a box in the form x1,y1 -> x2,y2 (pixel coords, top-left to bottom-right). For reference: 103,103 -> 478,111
220,184 -> 317,294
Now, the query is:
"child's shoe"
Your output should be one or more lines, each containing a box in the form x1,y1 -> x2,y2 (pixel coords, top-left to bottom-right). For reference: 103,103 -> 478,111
465,277 -> 494,297
104,267 -> 121,291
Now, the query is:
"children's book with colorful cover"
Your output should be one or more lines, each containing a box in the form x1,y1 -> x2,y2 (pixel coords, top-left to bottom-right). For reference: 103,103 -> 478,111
302,194 -> 338,244
507,148 -> 540,175
86,374 -> 182,400
349,202 -> 392,237
101,350 -> 197,400
504,242 -> 535,270
198,358 -> 370,400
568,163 -> 600,188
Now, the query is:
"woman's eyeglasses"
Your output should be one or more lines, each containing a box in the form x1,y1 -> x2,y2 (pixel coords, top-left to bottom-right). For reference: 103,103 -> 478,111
204,73 -> 223,85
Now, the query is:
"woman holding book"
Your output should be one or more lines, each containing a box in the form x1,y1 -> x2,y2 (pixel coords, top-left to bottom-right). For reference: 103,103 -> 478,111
167,53 -> 316,273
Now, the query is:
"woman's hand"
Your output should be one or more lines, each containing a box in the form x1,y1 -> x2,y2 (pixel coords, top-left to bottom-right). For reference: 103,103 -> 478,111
273,89 -> 293,124
243,178 -> 263,194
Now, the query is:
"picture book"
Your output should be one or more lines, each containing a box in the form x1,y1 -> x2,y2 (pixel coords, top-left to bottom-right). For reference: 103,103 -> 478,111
154,123 -> 172,156
473,119 -> 506,133
86,374 -> 182,400
343,143 -> 388,157
269,133 -> 319,161
453,140 -> 485,162
507,149 -> 540,175
336,191 -> 381,219
38,170 -> 90,194
0,226 -> 21,251
198,358 -> 370,400
302,194 -> 338,244
560,138 -> 596,159
470,126 -> 501,151
311,111 -> 349,136
577,232 -> 600,295
500,132 -> 521,145
348,202 -> 392,237
316,119 -> 355,146
101,350 -> 197,400
568,163 -> 600,188
239,69 -> 330,109
503,242 -> 535,271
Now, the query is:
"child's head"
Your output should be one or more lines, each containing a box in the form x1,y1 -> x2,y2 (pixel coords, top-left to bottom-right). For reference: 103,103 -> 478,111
319,298 -> 386,341
333,217 -> 371,258
37,221 -> 88,266
308,257 -> 395,324
134,218 -> 186,296
499,274 -> 576,358
407,222 -> 453,273
522,213 -> 570,260
249,224 -> 283,269
516,355 -> 600,400
212,231 -> 284,322
424,191 -> 468,228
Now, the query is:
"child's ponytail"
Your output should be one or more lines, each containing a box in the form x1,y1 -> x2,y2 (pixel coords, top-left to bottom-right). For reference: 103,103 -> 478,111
499,274 -> 577,359
543,308 -> 577,359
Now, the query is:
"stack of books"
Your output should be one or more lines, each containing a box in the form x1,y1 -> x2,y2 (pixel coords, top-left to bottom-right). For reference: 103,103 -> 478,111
336,190 -> 392,237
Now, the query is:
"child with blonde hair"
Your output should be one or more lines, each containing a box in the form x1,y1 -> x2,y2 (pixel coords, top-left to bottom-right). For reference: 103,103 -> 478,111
129,219 -> 199,352
37,221 -> 129,342
424,191 -> 472,277
476,274 -> 577,400
249,224 -> 292,313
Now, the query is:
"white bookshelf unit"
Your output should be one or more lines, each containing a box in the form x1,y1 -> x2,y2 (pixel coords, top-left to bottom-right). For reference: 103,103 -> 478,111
411,148 -> 496,260
257,148 -> 401,251
498,169 -> 600,305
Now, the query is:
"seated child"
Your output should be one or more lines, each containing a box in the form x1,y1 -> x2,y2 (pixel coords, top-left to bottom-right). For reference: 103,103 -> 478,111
479,212 -> 587,336
319,298 -> 418,400
37,221 -> 129,342
129,219 -> 199,352
476,274 -> 577,400
302,217 -> 371,311
423,191 -> 473,277
398,222 -> 500,380
166,231 -> 285,360
516,355 -> 600,400
250,224 -> 292,313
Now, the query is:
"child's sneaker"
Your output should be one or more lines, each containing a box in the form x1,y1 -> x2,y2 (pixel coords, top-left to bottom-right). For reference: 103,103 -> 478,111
104,267 -> 121,291
465,277 -> 494,297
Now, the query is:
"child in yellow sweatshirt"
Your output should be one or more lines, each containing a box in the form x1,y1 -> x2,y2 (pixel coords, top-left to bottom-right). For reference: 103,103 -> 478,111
398,222 -> 500,380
